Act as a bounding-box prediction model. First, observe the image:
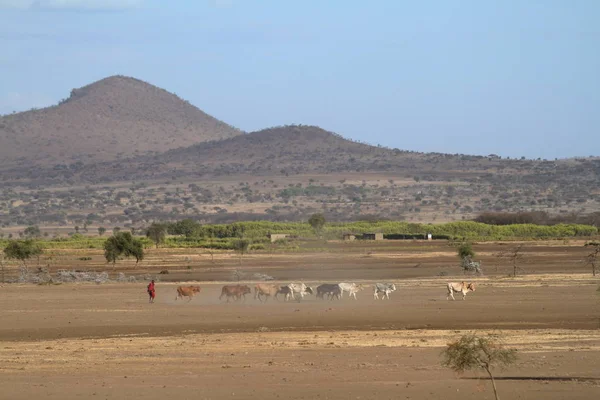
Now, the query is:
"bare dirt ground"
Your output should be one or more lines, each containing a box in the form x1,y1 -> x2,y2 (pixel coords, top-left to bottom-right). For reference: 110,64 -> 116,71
1,241 -> 599,399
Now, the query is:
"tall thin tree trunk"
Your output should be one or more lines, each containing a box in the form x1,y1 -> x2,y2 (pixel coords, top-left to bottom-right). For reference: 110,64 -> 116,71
486,366 -> 500,400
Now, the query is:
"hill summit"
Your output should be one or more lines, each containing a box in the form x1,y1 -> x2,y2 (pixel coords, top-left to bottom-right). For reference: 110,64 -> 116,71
0,75 -> 242,167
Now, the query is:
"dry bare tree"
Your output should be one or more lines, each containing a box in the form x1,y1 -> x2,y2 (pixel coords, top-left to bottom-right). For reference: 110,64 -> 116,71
497,244 -> 525,276
584,242 -> 599,276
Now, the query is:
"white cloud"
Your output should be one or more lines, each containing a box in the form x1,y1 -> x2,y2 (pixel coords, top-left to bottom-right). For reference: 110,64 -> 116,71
0,0 -> 143,10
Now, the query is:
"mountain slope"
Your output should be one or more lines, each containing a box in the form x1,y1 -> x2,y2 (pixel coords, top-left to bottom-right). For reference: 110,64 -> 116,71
1,124 -> 599,225
147,125 -> 423,175
0,75 -> 242,168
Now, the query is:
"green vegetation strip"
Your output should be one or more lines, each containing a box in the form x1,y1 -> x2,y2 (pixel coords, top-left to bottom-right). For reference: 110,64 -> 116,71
1,221 -> 597,250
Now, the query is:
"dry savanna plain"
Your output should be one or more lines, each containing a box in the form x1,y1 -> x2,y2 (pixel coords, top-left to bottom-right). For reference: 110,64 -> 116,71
1,240 -> 600,400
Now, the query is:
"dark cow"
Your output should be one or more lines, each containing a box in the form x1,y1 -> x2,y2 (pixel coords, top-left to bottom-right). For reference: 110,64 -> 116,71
219,284 -> 252,302
175,285 -> 201,302
316,283 -> 342,300
275,285 -> 292,301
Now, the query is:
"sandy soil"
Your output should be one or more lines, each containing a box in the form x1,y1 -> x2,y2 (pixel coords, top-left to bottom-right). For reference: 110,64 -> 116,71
1,242 -> 599,399
1,276 -> 599,399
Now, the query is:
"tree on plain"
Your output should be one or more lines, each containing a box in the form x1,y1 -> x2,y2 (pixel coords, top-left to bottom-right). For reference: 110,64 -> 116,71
308,213 -> 326,237
497,244 -> 525,277
456,241 -> 475,259
23,225 -> 41,238
233,238 -> 250,264
146,222 -> 167,248
441,334 -> 517,400
585,241 -> 600,276
103,232 -> 144,267
3,240 -> 44,267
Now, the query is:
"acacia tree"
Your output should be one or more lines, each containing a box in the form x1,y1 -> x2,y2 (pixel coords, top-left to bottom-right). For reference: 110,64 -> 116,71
206,232 -> 216,264
168,219 -> 200,238
457,242 -> 475,259
498,244 -> 525,277
3,240 -> 43,267
308,213 -> 326,237
0,254 -> 5,283
98,227 -> 106,236
146,222 -> 167,248
585,242 -> 600,276
233,238 -> 250,264
103,232 -> 144,267
23,225 -> 41,238
441,334 -> 517,400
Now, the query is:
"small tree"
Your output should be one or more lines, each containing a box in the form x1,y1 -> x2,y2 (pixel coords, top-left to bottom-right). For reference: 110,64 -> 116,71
308,213 -> 326,237
24,225 -> 41,238
168,219 -> 200,238
0,254 -> 5,283
496,244 -> 525,277
146,222 -> 167,248
441,334 -> 517,400
585,242 -> 599,277
233,238 -> 250,264
3,240 -> 43,267
103,232 -> 144,266
457,242 -> 475,259
206,232 -> 216,264
98,227 -> 106,236
453,241 -> 482,274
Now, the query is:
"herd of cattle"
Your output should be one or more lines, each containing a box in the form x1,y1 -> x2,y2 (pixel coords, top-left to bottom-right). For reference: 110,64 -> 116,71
173,281 -> 476,302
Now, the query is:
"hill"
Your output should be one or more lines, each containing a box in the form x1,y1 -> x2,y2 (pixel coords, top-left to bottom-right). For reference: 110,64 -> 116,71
0,75 -> 241,168
1,123 -> 599,227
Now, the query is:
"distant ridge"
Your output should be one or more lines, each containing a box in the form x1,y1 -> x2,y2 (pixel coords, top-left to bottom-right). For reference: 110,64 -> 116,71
0,75 -> 242,167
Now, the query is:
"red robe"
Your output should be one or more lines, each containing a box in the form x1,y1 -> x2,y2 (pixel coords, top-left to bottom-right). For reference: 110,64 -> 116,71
147,282 -> 155,299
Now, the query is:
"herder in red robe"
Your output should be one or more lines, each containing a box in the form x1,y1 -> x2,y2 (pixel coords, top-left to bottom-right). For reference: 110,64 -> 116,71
147,280 -> 156,303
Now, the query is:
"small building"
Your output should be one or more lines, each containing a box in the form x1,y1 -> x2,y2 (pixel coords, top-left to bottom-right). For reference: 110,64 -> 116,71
342,234 -> 356,241
362,232 -> 384,241
427,233 -> 432,241
268,233 -> 289,243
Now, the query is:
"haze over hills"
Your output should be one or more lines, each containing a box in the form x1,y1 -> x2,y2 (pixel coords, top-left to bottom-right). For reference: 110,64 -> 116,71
0,75 -> 242,168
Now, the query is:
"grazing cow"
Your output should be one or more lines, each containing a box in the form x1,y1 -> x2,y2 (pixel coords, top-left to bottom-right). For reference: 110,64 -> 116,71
338,282 -> 364,300
373,283 -> 397,300
287,283 -> 314,302
219,284 -> 252,302
446,282 -> 475,301
275,285 -> 293,301
316,283 -> 342,300
175,285 -> 201,302
254,283 -> 279,303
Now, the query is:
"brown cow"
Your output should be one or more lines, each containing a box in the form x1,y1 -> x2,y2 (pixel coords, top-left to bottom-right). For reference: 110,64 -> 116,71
254,283 -> 279,303
220,284 -> 252,302
175,285 -> 201,302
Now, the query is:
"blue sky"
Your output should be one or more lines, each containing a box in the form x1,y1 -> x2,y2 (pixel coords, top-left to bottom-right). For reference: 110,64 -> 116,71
0,0 -> 598,159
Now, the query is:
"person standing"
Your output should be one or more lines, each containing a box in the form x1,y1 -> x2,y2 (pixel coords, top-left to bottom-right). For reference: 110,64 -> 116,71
147,280 -> 156,303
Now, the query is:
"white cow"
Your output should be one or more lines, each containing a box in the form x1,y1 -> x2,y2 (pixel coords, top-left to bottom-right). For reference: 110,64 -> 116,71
287,283 -> 314,302
338,282 -> 364,300
446,281 -> 476,300
373,283 -> 396,300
